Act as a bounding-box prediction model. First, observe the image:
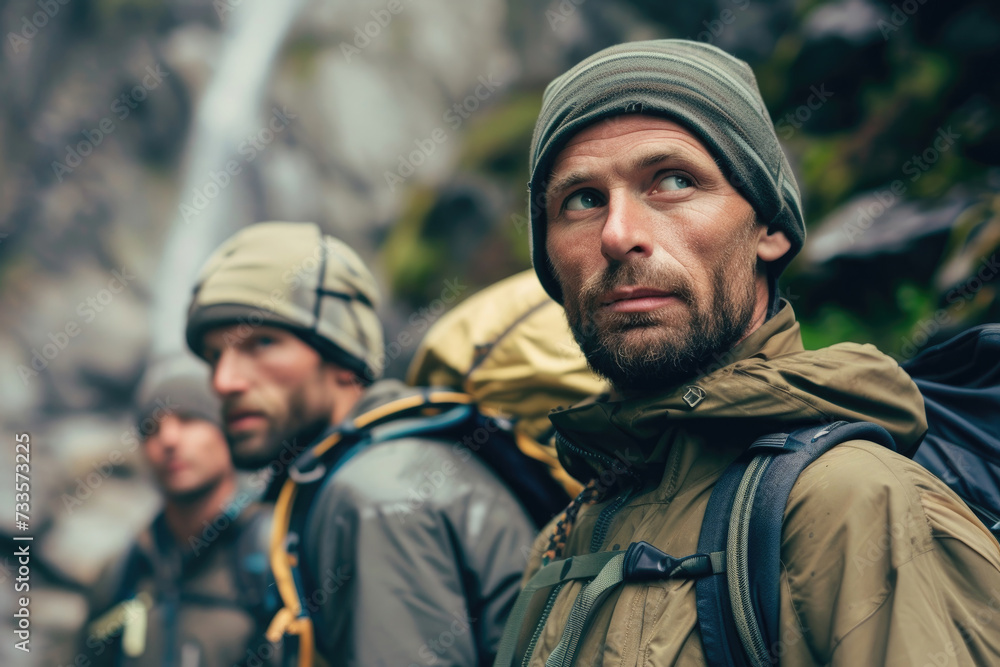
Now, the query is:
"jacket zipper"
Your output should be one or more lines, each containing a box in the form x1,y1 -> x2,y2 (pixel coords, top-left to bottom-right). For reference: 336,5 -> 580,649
589,489 -> 634,553
535,434 -> 641,664
553,433 -> 641,554
522,582 -> 566,667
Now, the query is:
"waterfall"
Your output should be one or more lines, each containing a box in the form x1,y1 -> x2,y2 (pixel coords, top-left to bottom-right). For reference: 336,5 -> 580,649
150,0 -> 308,358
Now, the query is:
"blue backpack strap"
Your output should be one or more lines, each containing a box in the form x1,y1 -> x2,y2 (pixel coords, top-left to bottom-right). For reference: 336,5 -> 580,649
696,421 -> 897,667
233,506 -> 281,643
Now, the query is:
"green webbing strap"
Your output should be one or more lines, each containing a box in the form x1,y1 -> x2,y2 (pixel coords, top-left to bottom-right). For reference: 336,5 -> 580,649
494,544 -> 727,667
544,553 -> 626,667
493,551 -> 622,667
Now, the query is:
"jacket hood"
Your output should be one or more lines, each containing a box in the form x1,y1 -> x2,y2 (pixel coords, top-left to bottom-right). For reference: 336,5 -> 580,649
550,300 -> 928,482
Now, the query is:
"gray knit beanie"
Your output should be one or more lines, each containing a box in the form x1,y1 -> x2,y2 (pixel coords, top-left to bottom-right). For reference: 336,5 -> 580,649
528,39 -> 805,303
136,355 -> 222,435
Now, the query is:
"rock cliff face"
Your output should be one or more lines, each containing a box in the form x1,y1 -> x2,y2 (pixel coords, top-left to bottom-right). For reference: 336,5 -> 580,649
1,0 -> 997,664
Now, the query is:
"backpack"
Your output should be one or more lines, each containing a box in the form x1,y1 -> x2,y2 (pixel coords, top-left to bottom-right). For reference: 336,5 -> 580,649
265,270 -> 606,666
407,269 -> 609,498
493,324 -> 1000,667
265,391 -> 580,667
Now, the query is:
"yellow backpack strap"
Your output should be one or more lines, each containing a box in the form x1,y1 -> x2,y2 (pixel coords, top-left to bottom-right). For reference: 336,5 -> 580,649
265,391 -> 474,665
265,474 -> 315,667
514,431 -> 584,498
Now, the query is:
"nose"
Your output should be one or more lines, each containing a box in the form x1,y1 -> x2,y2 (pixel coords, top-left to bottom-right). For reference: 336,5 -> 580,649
156,415 -> 183,451
212,348 -> 250,397
600,190 -> 654,263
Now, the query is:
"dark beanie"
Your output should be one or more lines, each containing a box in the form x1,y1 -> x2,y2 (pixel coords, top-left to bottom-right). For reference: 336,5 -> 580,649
136,356 -> 222,435
528,39 -> 805,303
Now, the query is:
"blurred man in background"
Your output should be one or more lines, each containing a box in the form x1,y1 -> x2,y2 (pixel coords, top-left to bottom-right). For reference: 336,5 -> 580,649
185,221 -> 537,666
82,358 -> 275,667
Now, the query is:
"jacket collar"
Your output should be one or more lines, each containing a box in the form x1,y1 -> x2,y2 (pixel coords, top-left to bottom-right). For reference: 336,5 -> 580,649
549,300 -> 802,481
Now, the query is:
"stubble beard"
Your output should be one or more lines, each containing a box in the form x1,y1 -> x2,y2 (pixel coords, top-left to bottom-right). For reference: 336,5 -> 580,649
163,472 -> 226,506
560,237 -> 759,395
225,385 -> 330,471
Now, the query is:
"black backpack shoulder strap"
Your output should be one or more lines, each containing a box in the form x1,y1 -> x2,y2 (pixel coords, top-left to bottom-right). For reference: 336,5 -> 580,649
112,540 -> 149,607
232,505 -> 279,631
696,421 -> 897,667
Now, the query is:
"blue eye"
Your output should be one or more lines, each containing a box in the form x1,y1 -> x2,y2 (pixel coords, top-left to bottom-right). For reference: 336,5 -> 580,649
565,190 -> 604,211
657,175 -> 692,191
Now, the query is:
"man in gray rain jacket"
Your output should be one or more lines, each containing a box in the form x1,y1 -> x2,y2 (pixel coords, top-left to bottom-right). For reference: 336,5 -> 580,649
185,221 -> 538,666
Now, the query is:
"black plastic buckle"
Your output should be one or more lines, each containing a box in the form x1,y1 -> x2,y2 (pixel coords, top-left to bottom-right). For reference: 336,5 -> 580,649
622,541 -> 717,581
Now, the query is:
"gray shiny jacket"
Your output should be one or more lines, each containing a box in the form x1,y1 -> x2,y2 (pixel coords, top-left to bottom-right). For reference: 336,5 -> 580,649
301,380 -> 538,666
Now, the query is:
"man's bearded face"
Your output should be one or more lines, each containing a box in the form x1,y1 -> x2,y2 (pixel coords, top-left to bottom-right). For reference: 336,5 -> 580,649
544,115 -> 767,394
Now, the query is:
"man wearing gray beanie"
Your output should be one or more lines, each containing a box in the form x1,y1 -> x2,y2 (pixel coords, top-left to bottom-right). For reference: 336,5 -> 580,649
80,357 -> 278,667
500,40 -> 1000,666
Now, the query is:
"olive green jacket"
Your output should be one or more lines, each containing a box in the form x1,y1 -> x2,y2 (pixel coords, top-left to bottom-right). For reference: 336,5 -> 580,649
516,302 -> 1000,666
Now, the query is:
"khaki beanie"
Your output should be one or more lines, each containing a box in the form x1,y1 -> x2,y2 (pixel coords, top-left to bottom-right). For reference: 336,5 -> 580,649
186,222 -> 385,381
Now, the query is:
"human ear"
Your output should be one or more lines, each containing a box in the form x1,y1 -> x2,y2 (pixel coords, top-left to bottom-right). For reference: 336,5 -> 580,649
756,227 -> 791,263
